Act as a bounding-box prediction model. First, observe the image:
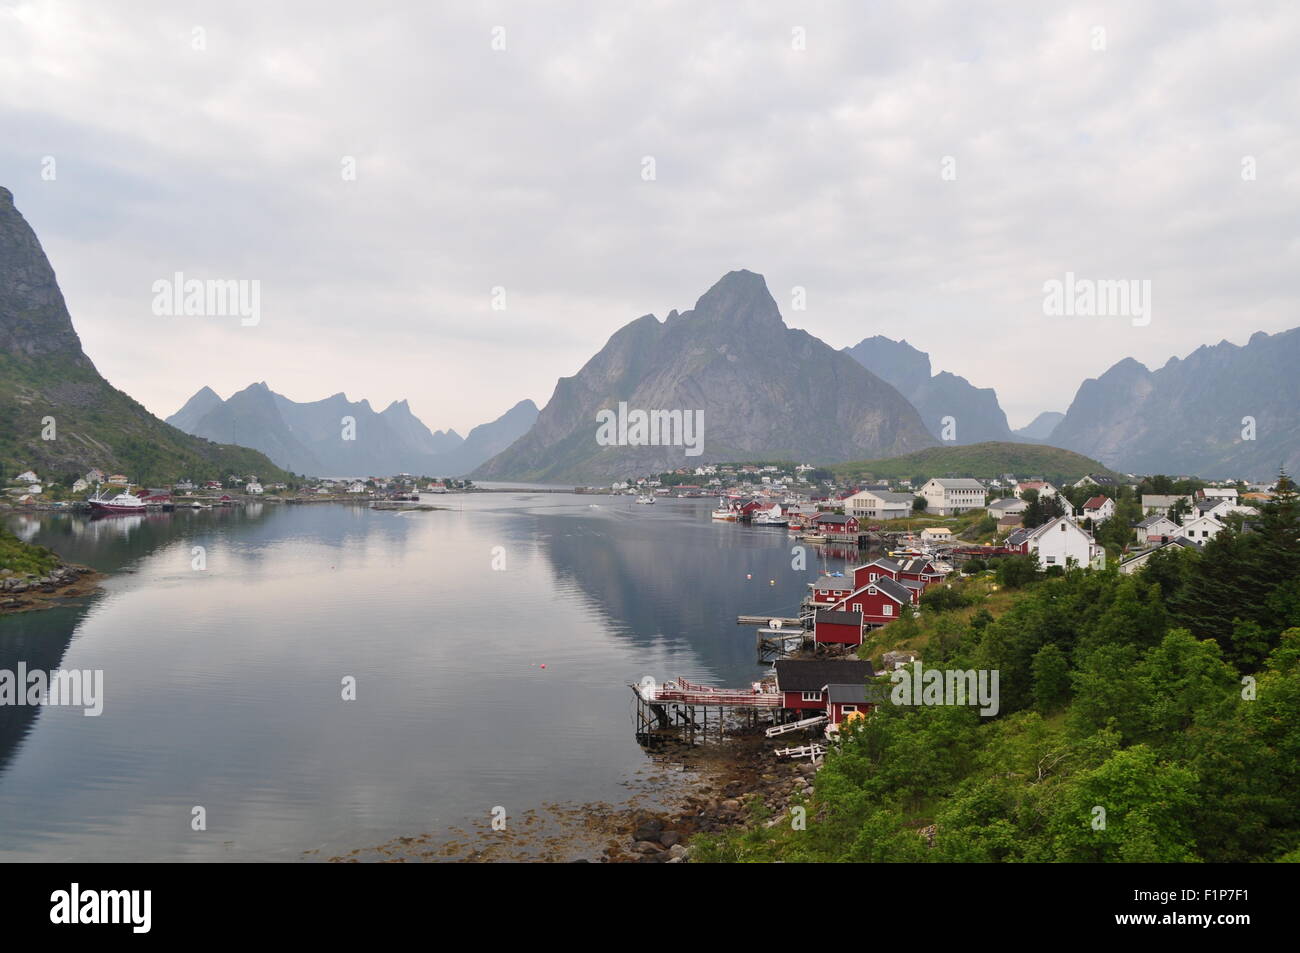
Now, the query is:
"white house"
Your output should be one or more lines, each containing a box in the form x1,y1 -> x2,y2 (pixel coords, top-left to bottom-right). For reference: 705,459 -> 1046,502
1142,495 -> 1190,517
1080,495 -> 1115,524
1178,515 -> 1224,544
246,482 -> 264,495
1006,516 -> 1105,570
348,481 -> 368,494
1016,481 -> 1059,499
920,526 -> 953,543
920,478 -> 987,515
1118,537 -> 1200,574
1074,473 -> 1120,491
14,470 -> 38,484
988,497 -> 1028,519
1201,487 -> 1239,501
1136,514 -> 1180,544
845,489 -> 914,521
71,478 -> 89,493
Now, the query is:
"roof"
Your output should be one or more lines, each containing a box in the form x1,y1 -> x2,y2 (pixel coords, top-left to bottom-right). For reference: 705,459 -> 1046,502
928,478 -> 985,490
813,513 -> 855,525
1005,528 -> 1032,546
1142,495 -> 1187,507
1137,514 -> 1176,528
1081,473 -> 1118,485
896,557 -> 935,573
809,573 -> 851,590
988,498 -> 1026,511
861,556 -> 901,574
826,683 -> 869,704
863,575 -> 912,604
815,610 -> 863,627
849,489 -> 915,505
1082,495 -> 1110,509
775,659 -> 875,693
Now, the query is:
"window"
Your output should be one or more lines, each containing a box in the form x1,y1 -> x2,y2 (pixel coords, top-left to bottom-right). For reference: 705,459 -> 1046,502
801,691 -> 822,702
852,603 -> 862,612
841,704 -> 858,713
883,604 -> 893,616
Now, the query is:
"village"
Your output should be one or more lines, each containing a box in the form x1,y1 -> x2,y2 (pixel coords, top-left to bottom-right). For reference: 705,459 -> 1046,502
0,467 -> 475,511
628,463 -> 1281,768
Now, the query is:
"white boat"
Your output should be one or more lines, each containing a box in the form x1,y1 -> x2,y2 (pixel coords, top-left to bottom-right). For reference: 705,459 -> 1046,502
88,490 -> 146,514
634,494 -> 655,504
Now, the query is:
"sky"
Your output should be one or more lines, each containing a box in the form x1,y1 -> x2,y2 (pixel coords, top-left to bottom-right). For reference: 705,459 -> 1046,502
2,0 -> 1298,433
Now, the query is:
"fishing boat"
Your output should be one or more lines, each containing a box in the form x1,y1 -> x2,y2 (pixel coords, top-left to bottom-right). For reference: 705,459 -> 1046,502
88,489 -> 147,514
802,532 -> 828,543
711,498 -> 737,521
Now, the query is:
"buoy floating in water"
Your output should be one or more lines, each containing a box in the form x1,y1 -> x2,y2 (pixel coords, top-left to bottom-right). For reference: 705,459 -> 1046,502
769,579 -> 776,586
746,573 -> 752,580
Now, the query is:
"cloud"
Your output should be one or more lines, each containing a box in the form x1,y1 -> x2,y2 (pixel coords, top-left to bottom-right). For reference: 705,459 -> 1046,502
2,0 -> 1297,432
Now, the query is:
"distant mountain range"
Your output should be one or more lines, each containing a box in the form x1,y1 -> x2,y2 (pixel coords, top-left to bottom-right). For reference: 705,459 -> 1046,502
167,385 -> 537,478
0,186 -> 290,485
1015,411 -> 1065,442
474,270 -> 936,482
842,336 -> 1015,444
1048,329 -> 1300,480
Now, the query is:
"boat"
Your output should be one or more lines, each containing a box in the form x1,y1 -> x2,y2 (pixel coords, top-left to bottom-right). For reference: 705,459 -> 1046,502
711,498 -> 737,521
88,490 -> 147,514
634,494 -> 655,504
802,532 -> 828,543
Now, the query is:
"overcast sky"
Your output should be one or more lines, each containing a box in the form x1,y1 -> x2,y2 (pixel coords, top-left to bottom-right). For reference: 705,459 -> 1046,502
2,0 -> 1298,433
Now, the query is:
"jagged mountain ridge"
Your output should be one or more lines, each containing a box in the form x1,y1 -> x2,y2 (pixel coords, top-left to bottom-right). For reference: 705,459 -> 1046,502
842,335 -> 1016,445
167,383 -> 537,477
0,186 -> 290,485
1049,329 -> 1300,480
474,270 -> 936,482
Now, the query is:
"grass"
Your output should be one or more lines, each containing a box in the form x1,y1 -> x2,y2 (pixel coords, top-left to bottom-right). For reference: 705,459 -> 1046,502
0,526 -> 61,577
829,441 -> 1119,484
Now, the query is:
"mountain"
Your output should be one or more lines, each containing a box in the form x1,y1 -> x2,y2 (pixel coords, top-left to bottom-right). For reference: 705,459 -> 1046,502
380,399 -> 463,457
474,270 -> 935,482
1015,411 -> 1065,442
829,442 -> 1118,485
843,336 -> 1015,444
429,399 -> 538,477
1049,330 -> 1300,480
168,385 -> 536,477
0,186 -> 291,485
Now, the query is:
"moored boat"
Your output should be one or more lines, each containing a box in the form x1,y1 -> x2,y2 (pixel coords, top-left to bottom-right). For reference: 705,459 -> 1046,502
88,490 -> 147,514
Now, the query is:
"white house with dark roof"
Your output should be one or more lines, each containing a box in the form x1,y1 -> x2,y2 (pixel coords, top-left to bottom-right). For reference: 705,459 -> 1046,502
920,478 -> 987,515
1142,494 -> 1190,517
1118,537 -> 1200,574
1136,514 -> 1180,544
1178,514 -> 1224,544
1006,516 -> 1104,570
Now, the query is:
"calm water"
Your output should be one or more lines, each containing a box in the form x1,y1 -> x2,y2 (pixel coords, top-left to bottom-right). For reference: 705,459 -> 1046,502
0,493 -> 852,861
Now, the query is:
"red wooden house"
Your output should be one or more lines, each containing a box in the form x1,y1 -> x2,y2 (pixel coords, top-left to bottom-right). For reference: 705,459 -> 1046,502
773,659 -> 876,713
813,609 -> 864,646
829,575 -> 918,628
807,573 -> 855,605
812,513 -> 860,534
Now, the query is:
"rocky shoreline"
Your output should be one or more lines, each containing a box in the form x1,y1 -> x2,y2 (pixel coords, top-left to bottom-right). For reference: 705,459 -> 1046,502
599,733 -> 816,862
0,564 -> 103,614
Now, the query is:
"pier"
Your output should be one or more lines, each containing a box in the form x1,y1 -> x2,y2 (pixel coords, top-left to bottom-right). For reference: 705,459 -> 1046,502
631,676 -> 781,744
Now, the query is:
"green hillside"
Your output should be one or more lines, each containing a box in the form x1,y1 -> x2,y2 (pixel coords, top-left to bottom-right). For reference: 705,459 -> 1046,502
1,185 -> 294,488
829,441 -> 1119,484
